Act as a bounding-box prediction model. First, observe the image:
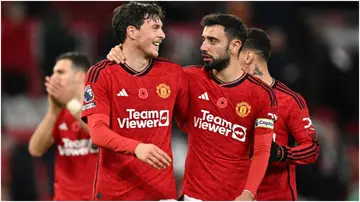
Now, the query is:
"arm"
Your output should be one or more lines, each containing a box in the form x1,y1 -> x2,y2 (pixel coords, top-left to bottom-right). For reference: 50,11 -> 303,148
28,96 -> 60,157
174,69 -> 189,133
236,88 -> 278,200
270,95 -> 320,164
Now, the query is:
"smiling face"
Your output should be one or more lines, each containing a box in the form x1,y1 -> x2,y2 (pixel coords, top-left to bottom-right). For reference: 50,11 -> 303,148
200,25 -> 231,71
134,16 -> 165,58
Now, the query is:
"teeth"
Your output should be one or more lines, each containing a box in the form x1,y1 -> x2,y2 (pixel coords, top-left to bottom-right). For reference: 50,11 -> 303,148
153,42 -> 160,46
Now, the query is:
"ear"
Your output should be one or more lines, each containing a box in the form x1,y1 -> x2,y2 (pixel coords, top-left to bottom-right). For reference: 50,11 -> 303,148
244,51 -> 255,65
75,71 -> 86,83
229,39 -> 242,55
126,25 -> 138,40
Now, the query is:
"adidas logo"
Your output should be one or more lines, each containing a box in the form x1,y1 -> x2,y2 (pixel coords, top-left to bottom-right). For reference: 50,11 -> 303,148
198,92 -> 209,100
117,89 -> 128,97
59,122 -> 68,131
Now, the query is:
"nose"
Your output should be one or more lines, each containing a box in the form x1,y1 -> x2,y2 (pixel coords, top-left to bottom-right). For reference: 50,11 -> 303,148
200,41 -> 208,53
159,28 -> 166,40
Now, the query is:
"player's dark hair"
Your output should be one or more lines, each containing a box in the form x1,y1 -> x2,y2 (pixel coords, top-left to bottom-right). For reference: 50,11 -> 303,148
201,13 -> 247,53
243,28 -> 272,62
56,51 -> 91,72
112,2 -> 165,43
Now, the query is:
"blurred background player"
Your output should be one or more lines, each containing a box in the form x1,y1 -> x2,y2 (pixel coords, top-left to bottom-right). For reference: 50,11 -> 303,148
80,2 -> 188,200
28,52 -> 97,200
238,28 -> 320,200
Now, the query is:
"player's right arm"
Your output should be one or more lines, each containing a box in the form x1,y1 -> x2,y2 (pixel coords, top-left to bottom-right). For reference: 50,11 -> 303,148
81,60 -> 171,169
28,95 -> 60,157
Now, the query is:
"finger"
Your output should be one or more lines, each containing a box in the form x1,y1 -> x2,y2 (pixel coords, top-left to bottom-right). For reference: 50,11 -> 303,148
112,47 -> 124,63
45,83 -> 59,98
115,45 -> 126,63
45,76 -> 51,83
155,148 -> 172,165
152,152 -> 170,168
146,158 -> 160,169
45,82 -> 60,94
148,155 -> 166,169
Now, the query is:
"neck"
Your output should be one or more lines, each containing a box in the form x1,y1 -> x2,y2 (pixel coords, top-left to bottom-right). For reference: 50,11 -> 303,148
250,61 -> 273,86
213,58 -> 245,83
122,42 -> 150,72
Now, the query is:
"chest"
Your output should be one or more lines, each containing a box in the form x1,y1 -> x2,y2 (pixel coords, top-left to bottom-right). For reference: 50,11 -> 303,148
108,72 -> 179,111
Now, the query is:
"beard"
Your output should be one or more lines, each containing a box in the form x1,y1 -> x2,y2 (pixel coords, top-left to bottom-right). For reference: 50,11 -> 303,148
203,45 -> 231,72
203,53 -> 231,72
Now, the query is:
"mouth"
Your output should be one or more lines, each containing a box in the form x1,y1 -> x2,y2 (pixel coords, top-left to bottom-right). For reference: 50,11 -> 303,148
153,42 -> 161,48
202,54 -> 213,62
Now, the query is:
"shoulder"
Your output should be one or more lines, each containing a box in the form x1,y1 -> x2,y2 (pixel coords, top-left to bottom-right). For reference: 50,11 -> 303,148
183,65 -> 204,74
153,57 -> 183,71
86,59 -> 117,82
246,74 -> 277,106
274,80 -> 307,110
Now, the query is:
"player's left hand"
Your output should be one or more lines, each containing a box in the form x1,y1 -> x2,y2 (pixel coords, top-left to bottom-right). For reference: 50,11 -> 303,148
45,76 -> 73,105
269,141 -> 287,162
107,44 -> 126,64
234,191 -> 254,201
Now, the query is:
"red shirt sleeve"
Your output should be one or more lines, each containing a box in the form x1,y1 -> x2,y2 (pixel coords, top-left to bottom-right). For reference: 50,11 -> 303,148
174,69 -> 189,133
243,85 -> 278,198
285,94 -> 320,164
88,114 -> 140,155
81,60 -> 140,155
81,60 -> 111,124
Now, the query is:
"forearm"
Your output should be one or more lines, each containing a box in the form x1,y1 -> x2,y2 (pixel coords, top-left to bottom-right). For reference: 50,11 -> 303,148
270,133 -> 320,165
88,114 -> 140,154
284,140 -> 320,164
243,132 -> 272,198
29,110 -> 58,156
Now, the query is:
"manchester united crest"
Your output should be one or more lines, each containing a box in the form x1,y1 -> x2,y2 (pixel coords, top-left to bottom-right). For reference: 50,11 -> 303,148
156,83 -> 171,99
236,102 -> 251,117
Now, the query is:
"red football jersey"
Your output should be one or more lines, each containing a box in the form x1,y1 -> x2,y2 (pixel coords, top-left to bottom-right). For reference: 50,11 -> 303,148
81,59 -> 188,200
52,109 -> 98,200
256,80 -> 320,201
180,66 -> 277,200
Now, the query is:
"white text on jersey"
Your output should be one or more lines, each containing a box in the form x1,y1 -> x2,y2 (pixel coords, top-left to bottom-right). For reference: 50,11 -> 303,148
58,138 -> 98,156
194,110 -> 247,142
117,109 -> 170,129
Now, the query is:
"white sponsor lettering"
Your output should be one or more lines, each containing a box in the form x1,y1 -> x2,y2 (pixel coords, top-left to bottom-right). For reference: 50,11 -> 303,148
82,102 -> 96,111
117,109 -> 169,129
302,117 -> 313,129
194,110 -> 247,142
58,138 -> 98,156
255,118 -> 274,129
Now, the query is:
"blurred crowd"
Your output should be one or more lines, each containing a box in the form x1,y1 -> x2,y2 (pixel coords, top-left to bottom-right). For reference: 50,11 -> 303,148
1,1 -> 359,201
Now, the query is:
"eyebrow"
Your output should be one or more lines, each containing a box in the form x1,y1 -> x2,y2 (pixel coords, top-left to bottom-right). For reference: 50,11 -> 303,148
202,36 -> 219,41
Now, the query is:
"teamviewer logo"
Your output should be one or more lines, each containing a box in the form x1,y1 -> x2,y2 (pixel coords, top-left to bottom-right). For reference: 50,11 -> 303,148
158,110 -> 169,127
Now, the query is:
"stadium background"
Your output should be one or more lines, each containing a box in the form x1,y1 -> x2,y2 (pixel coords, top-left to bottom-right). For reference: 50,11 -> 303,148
1,1 -> 359,200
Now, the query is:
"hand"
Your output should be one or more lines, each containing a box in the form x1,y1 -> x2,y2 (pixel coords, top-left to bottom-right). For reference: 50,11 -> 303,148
45,76 -> 73,106
47,94 -> 63,113
107,44 -> 126,64
234,191 -> 254,201
269,141 -> 287,162
134,143 -> 172,169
